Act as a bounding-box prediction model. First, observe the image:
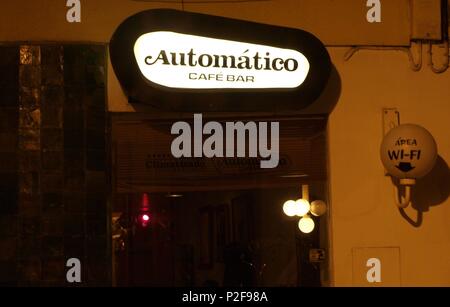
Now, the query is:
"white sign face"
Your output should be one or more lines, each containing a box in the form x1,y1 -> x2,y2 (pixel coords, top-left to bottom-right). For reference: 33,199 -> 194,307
133,31 -> 310,89
380,124 -> 437,179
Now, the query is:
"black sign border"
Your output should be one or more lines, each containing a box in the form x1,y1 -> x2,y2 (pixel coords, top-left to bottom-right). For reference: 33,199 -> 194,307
110,9 -> 331,112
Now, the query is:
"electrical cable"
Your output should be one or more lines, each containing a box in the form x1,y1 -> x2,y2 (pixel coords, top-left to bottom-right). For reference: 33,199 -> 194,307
343,42 -> 423,72
427,40 -> 449,74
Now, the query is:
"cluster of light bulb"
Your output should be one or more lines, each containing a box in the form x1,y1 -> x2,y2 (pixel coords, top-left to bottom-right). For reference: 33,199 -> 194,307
283,198 -> 327,234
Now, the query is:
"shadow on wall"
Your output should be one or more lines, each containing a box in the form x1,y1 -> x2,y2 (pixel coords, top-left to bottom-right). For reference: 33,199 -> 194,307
396,156 -> 450,227
295,64 -> 342,116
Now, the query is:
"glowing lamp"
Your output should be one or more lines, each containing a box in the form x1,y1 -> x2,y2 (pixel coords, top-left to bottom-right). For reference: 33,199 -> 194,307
283,200 -> 298,217
295,199 -> 310,217
298,215 -> 315,233
310,200 -> 327,217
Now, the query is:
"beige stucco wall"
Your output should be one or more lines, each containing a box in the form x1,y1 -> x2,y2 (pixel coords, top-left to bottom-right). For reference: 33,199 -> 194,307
328,48 -> 450,286
1,0 -> 449,286
0,0 -> 410,45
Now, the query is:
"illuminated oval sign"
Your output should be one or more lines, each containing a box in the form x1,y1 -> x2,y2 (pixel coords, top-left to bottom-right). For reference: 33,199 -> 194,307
134,32 -> 310,89
110,9 -> 331,112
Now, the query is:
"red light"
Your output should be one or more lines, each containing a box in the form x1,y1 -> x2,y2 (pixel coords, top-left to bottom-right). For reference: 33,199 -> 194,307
138,213 -> 151,227
141,193 -> 150,208
138,193 -> 151,227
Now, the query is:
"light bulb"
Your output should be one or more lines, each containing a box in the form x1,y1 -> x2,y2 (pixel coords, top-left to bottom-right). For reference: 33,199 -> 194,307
295,198 -> 310,216
283,200 -> 297,217
298,215 -> 315,233
310,200 -> 327,217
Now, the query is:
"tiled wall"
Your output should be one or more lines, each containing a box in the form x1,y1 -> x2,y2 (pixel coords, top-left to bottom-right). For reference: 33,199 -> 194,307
0,44 -> 109,286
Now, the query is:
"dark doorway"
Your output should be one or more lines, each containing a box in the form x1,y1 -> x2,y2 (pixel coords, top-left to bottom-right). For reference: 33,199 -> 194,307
113,188 -> 325,287
111,115 -> 329,287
